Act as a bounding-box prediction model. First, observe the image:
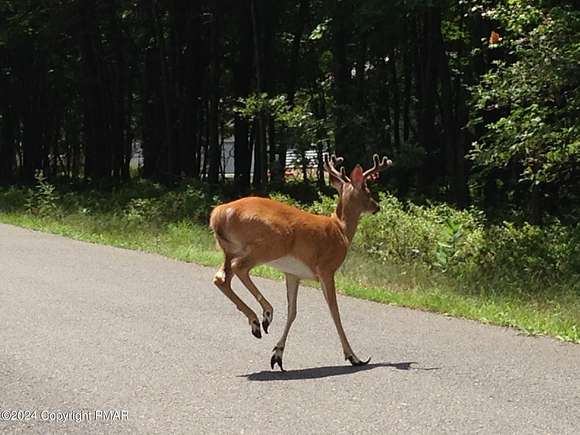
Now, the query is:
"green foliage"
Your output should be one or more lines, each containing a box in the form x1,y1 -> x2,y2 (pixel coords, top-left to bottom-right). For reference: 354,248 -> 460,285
478,221 -> 580,284
471,2 -> 580,194
2,0 -> 579,222
354,194 -> 579,298
268,192 -> 300,208
308,19 -> 330,41
161,185 -> 222,223
277,94 -> 330,148
234,93 -> 289,121
25,171 -> 59,217
124,198 -> 163,224
237,91 -> 332,161
0,186 -> 28,211
356,194 -> 485,273
305,194 -> 336,216
10,178 -> 221,227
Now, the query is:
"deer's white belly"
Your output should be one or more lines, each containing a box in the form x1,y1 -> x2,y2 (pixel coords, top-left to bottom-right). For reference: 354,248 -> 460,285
267,256 -> 316,280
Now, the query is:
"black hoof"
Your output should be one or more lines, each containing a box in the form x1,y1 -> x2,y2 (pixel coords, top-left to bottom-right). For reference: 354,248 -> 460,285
262,311 -> 272,334
270,354 -> 285,372
251,320 -> 261,339
347,356 -> 371,366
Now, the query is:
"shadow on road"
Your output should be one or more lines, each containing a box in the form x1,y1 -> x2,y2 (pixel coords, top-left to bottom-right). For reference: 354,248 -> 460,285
240,361 -> 439,381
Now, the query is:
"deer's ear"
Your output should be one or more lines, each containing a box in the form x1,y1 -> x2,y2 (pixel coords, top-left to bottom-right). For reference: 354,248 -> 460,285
350,165 -> 365,188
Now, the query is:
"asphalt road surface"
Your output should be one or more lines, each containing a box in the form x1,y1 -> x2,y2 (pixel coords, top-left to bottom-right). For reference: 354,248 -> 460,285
1,223 -> 579,434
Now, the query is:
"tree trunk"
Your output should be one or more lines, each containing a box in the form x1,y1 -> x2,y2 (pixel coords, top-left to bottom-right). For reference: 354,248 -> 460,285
79,0 -> 112,180
251,0 -> 266,187
274,0 -> 310,184
414,8 -> 439,194
332,0 -> 350,158
177,1 -> 203,178
390,49 -> 401,149
142,41 -> 164,179
0,107 -> 16,182
150,0 -> 175,179
207,2 -> 222,184
403,16 -> 412,143
234,0 -> 253,189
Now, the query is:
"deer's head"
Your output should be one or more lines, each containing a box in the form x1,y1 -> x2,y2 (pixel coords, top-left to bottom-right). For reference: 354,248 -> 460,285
324,154 -> 392,216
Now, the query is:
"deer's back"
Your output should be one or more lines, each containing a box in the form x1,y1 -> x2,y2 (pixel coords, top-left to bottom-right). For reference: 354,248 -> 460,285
210,197 -> 348,273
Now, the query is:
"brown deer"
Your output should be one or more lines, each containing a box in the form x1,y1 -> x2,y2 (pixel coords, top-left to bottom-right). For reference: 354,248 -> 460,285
209,154 -> 392,371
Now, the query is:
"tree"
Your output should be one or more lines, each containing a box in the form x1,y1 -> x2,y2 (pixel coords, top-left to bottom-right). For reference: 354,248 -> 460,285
1,0 -> 578,222
471,2 -> 580,219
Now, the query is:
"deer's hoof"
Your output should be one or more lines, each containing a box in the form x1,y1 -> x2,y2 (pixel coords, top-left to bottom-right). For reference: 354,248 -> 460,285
251,320 -> 261,339
262,319 -> 269,334
262,310 -> 272,334
347,355 -> 371,366
270,353 -> 285,372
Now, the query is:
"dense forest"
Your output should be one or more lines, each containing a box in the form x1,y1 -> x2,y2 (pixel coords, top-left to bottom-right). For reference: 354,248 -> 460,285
0,0 -> 578,221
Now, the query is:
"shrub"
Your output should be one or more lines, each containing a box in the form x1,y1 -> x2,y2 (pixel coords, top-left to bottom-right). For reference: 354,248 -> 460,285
268,192 -> 300,208
477,221 -> 580,285
355,194 -> 485,273
305,194 -> 336,216
159,184 -> 220,223
25,171 -> 59,217
0,186 -> 28,212
124,197 -> 163,224
309,192 -> 578,296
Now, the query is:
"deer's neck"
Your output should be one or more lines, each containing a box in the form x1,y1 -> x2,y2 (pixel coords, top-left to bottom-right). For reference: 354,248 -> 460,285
333,198 -> 362,244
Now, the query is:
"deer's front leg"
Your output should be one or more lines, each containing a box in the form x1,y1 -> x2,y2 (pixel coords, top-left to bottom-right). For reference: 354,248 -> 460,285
319,273 -> 370,366
271,274 -> 300,371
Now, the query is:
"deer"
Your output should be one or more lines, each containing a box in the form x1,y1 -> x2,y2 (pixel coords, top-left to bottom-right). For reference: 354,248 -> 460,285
209,153 -> 392,371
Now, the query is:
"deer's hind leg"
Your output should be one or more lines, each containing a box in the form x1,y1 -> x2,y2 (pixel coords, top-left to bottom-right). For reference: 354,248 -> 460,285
231,256 -> 274,335
213,254 -> 262,339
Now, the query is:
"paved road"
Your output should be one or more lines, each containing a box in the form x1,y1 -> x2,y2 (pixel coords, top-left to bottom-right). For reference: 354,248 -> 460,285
0,223 -> 579,434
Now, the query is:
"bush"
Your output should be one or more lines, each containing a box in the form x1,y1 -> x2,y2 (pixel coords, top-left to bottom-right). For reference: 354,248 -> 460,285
355,194 -> 484,273
297,192 -> 579,297
25,171 -> 59,217
124,197 -> 163,224
478,221 -> 580,285
158,184 -> 220,223
119,182 -> 220,225
0,186 -> 28,212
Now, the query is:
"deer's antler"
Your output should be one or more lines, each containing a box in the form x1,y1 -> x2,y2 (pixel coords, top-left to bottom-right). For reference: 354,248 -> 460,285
363,154 -> 392,181
323,153 -> 350,183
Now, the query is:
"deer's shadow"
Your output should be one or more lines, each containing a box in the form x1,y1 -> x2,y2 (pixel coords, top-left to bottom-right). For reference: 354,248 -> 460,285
239,361 -> 439,382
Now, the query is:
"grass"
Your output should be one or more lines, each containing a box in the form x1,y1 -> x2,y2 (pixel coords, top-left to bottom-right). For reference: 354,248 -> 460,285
1,208 -> 577,343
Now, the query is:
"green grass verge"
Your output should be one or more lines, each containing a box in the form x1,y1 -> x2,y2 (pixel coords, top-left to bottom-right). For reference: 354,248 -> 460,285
1,211 -> 577,343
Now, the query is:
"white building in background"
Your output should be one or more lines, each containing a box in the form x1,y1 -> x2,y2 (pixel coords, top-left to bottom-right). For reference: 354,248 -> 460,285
221,137 -> 319,177
130,138 -> 320,178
